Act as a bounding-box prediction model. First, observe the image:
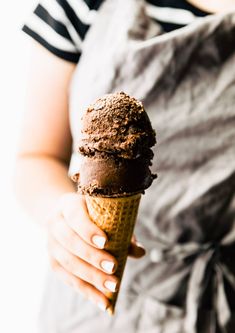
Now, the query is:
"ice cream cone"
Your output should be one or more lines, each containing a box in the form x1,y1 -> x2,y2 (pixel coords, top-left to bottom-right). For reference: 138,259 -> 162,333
85,193 -> 141,314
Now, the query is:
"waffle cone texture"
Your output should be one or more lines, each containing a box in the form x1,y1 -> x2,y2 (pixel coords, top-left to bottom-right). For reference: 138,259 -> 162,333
85,193 -> 141,314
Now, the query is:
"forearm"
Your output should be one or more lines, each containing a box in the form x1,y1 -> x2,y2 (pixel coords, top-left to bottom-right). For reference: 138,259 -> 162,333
14,154 -> 76,227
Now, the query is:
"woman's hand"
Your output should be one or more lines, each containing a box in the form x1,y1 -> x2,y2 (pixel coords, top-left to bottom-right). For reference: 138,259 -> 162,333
47,192 -> 145,312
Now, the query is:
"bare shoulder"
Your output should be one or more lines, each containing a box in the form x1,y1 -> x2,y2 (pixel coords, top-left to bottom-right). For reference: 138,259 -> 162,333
186,0 -> 235,13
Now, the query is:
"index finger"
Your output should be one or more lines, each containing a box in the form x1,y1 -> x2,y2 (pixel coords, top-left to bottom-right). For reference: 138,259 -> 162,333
62,193 -> 107,249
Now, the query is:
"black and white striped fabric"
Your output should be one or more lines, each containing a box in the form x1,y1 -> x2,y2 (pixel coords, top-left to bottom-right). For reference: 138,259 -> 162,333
23,0 -> 208,62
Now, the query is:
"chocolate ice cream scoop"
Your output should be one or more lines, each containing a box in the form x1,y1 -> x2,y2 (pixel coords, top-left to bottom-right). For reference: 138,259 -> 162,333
78,91 -> 156,159
76,92 -> 156,197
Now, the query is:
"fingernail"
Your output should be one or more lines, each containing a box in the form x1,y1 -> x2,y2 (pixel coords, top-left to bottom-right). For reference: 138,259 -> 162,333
101,260 -> 115,273
104,280 -> 117,292
97,302 -> 107,312
136,241 -> 145,249
92,235 -> 106,249
107,306 -> 114,316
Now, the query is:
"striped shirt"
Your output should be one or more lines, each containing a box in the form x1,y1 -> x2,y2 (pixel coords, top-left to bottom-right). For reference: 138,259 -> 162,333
23,0 -> 208,63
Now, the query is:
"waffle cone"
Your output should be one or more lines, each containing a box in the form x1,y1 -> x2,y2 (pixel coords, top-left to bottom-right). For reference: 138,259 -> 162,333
85,193 -> 141,314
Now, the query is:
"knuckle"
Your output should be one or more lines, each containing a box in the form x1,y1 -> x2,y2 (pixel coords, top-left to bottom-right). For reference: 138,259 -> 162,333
94,270 -> 107,289
87,289 -> 101,304
85,245 -> 103,266
71,276 -> 84,292
76,223 -> 95,245
65,206 -> 78,222
73,277 -> 83,290
72,278 -> 93,301
83,247 -> 93,263
49,258 -> 58,272
63,255 -> 77,274
86,267 -> 98,286
61,195 -> 80,219
47,237 -> 54,254
46,217 -> 55,235
58,192 -> 73,207
62,228 -> 76,248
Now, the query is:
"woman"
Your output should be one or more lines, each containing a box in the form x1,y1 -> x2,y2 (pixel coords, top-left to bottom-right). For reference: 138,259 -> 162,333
16,0 -> 235,332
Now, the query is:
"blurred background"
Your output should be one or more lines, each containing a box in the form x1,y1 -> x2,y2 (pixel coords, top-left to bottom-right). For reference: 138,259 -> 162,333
0,1 -> 48,332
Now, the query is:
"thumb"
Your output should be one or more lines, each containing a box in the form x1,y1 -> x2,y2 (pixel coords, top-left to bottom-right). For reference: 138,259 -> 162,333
128,235 -> 146,258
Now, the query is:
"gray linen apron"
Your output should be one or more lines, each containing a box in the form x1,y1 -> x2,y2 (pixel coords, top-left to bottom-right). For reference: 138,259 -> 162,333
39,1 -> 235,332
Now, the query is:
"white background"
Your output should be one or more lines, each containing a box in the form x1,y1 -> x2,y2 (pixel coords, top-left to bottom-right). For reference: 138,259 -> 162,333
0,1 -> 48,332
